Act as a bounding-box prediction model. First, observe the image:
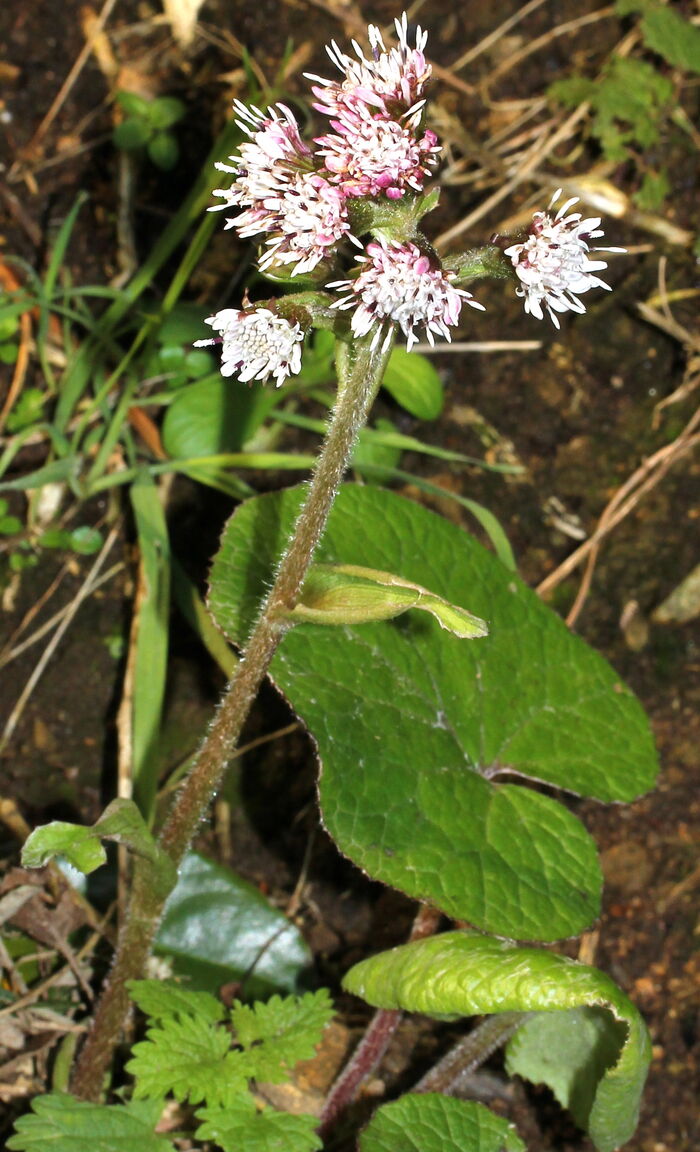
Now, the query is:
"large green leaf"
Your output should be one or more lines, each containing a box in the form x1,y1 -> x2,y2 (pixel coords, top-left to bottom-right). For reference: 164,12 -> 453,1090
344,932 -> 651,1152
359,1095 -> 525,1152
155,851 -> 311,997
380,347 -> 444,420
208,485 -> 658,940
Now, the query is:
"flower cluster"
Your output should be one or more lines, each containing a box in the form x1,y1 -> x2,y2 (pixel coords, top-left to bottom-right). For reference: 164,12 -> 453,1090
331,239 -> 484,352
202,17 -> 623,387
504,190 -> 625,328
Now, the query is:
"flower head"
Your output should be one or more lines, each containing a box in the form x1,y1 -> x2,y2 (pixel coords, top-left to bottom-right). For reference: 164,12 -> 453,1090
331,238 -> 484,351
504,189 -> 625,327
315,105 -> 440,200
194,307 -> 304,387
307,12 -> 431,123
211,101 -> 313,220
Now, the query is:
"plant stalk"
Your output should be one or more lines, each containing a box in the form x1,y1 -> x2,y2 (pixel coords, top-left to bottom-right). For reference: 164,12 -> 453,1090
70,331 -> 392,1100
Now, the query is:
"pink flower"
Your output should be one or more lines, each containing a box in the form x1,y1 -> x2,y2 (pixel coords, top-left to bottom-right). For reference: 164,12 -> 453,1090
211,101 -> 313,221
315,104 -> 440,200
194,307 -> 304,387
504,189 -> 626,327
330,238 -> 485,351
307,12 -> 431,123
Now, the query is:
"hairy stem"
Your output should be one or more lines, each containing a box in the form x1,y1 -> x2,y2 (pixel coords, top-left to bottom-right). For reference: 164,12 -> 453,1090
319,904 -> 441,1137
70,332 -> 392,1100
413,1012 -> 532,1095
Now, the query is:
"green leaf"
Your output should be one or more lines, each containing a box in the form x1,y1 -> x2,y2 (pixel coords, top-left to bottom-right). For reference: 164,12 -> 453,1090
130,472 -> 171,818
128,1012 -> 246,1105
155,851 -> 312,997
5,387 -> 45,434
22,799 -> 176,894
381,347 -> 444,420
147,97 -> 186,129
115,90 -> 152,118
113,117 -> 151,150
162,378 -> 279,459
639,5 -> 700,73
157,302 -> 212,346
352,418 -> 403,476
359,1095 -> 525,1152
7,1093 -> 173,1152
344,932 -> 651,1152
231,989 -> 333,1082
67,525 -> 103,555
290,563 -> 487,638
128,978 -> 225,1024
208,485 -> 658,940
633,168 -> 670,211
148,132 -> 179,171
196,1095 -> 321,1152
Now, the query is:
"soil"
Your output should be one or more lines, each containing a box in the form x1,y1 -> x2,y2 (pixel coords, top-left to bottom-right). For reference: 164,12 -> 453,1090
1,1 -> 698,1150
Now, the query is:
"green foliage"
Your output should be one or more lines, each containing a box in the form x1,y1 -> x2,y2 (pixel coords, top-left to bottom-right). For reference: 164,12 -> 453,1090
123,984 -> 330,1146
5,387 -> 45,433
344,931 -> 651,1152
616,0 -> 700,73
208,484 -> 658,941
154,850 -> 312,997
128,1011 -> 245,1104
230,990 -> 335,1081
549,56 -> 673,164
0,310 -> 20,364
128,978 -> 224,1024
21,798 -> 176,898
195,1096 -> 320,1152
7,1095 -> 173,1152
113,91 -> 186,170
359,1095 -> 525,1152
380,346 -> 444,420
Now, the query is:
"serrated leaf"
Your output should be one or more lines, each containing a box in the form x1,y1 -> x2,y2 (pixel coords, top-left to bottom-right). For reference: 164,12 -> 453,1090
128,1012 -> 246,1104
231,990 -> 333,1081
6,1093 -> 173,1152
162,377 -> 278,459
360,1094 -> 525,1152
196,1095 -> 321,1152
381,347 -> 443,420
128,978 -> 224,1024
22,800 -> 176,895
208,485 -> 658,940
155,851 -> 311,997
640,5 -> 700,73
344,932 -> 651,1152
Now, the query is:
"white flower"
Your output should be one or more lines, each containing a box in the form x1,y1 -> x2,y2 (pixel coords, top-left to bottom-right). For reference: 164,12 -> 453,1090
505,189 -> 625,328
315,104 -> 440,200
331,238 -> 485,351
211,101 -> 313,219
194,308 -> 304,387
307,12 -> 431,124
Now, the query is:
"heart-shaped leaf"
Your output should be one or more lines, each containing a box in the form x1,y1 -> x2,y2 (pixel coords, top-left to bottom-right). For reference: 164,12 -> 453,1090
359,1094 -> 525,1152
343,932 -> 651,1152
208,485 -> 658,940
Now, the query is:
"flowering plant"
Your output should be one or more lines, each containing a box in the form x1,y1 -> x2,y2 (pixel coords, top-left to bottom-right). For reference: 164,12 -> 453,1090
12,15 -> 656,1152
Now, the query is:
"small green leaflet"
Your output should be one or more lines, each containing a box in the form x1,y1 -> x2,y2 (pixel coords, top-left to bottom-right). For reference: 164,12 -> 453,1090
231,989 -> 334,1082
196,1096 -> 321,1152
127,1012 -> 246,1105
127,978 -> 224,1024
6,1095 -> 173,1152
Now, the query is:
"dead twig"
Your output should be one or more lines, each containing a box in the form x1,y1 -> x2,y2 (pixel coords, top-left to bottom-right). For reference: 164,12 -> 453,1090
537,409 -> 700,622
